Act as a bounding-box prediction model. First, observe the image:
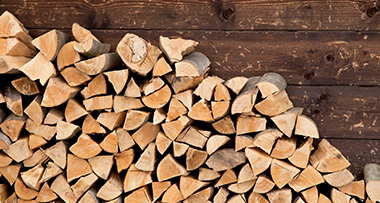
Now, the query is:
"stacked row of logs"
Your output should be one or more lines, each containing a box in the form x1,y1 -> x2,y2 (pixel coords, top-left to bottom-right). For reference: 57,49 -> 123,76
0,11 -> 379,203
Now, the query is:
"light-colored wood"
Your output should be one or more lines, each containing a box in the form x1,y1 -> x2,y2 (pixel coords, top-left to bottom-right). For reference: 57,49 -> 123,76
214,187 -> 229,203
294,197 -> 306,203
270,159 -> 300,189
173,141 -> 189,157
175,52 -> 210,77
57,41 -> 81,70
71,173 -> 98,199
124,77 -> 141,98
167,98 -> 188,121
211,101 -> 230,120
61,66 -> 92,87
117,33 -> 162,76
159,36 -> 198,63
56,120 -> 80,140
39,162 -> 62,183
0,164 -> 21,185
295,115 -> 320,138
116,128 -> 135,151
152,181 -> 171,202
235,135 -> 255,151
51,174 -> 77,203
188,98 -> 214,122
72,23 -> 99,43
19,52 -> 57,86
318,194 -> 332,203
180,176 -> 208,199
267,189 -> 292,203
36,183 -> 58,202
364,163 -> 380,202
198,167 -> 221,181
0,132 -> 11,150
3,137 -> 32,162
83,95 -> 113,111
0,152 -> 12,168
214,83 -> 231,101
255,90 -> 293,116
142,77 -> 165,96
245,147 -> 273,176
310,139 -> 351,173
14,178 -> 38,200
124,186 -> 151,203
0,11 -> 34,49
300,186 -> 318,203
238,163 -> 256,183
331,188 -> 350,203
252,128 -> 283,154
67,154 -> 92,183
41,77 -> 80,107
100,131 -> 118,153
162,115 -> 192,140
69,134 -> 102,159
4,86 -> 23,116
97,111 -> 125,131
173,89 -> 193,110
228,180 -> 255,194
75,53 -> 121,75
231,76 -> 260,114
236,114 -> 266,135
0,113 -> 26,141
81,73 -> 107,99
74,39 -> 110,58
20,164 -> 44,190
25,119 -> 57,140
227,195 -> 246,203
338,180 -> 365,200
78,188 -> 100,203
132,122 -> 160,150
123,164 -> 152,192
23,149 -> 48,168
115,149 -> 134,173
0,55 -> 30,74
65,98 -> 88,123
184,187 -> 214,203
153,56 -> 172,76
104,69 -> 129,94
142,84 -> 172,109
162,184 -> 184,203
31,29 -> 68,61
4,192 -> 16,203
288,137 -> 314,169
253,174 -> 275,194
323,169 -> 354,187
135,142 -> 156,171
171,75 -> 206,94
270,136 -> 297,159
123,110 -> 149,131
156,131 -> 172,155
224,76 -> 248,95
0,37 -> 35,57
43,141 -> 67,169
248,192 -> 269,203
153,108 -> 166,125
97,172 -> 123,201
186,147 -> 208,171
288,165 -> 324,192
88,155 -> 113,180
177,126 -> 208,149
82,114 -> 106,134
113,95 -> 144,113
257,72 -> 287,98
157,154 -> 187,181
271,107 -> 303,137
206,148 -> 246,172
206,135 -> 230,155
24,95 -> 45,125
11,76 -> 39,96
194,76 -> 224,101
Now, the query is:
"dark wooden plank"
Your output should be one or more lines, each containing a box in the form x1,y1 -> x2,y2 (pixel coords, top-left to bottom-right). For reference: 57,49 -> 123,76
28,29 -> 380,86
1,0 -> 380,31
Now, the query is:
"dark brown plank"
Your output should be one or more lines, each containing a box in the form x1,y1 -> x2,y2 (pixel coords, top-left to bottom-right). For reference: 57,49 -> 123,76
1,0 -> 380,31
28,29 -> 380,86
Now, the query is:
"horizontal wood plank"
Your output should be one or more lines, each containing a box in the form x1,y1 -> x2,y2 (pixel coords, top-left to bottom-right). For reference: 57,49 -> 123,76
1,0 -> 380,31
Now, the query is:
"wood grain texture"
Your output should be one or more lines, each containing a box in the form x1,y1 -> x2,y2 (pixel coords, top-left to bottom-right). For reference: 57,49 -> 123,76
1,0 -> 380,31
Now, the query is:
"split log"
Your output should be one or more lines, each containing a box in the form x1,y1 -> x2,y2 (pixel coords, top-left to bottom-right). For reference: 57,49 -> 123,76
245,147 -> 273,176
238,163 -> 256,183
135,142 -> 156,171
78,188 -> 99,203
124,186 -> 151,203
300,186 -> 318,203
73,39 -> 110,58
194,76 -> 224,101
253,175 -> 275,194
31,29 -> 69,61
267,189 -> 292,203
214,187 -> 229,203
132,122 -> 160,150
153,56 -> 172,77
56,120 -> 80,140
41,77 -> 79,107
206,135 -> 230,155
186,147 -> 208,171
43,141 -> 68,169
124,77 -> 141,98
67,154 -> 92,183
0,152 -> 12,168
69,134 -> 102,159
0,132 -> 11,150
75,53 -> 121,75
0,11 -> 34,49
83,95 -> 113,111
248,192 -> 269,203
113,95 -> 144,113
206,148 -> 246,172
156,131 -> 172,155
188,98 -> 214,122
231,76 -> 260,114
25,119 -> 57,140
142,77 -> 165,96
171,75 -> 205,94
20,164 -> 43,190
252,128 -> 283,154
0,37 -> 35,57
295,115 -> 320,138
81,73 -> 107,99
36,183 -> 58,202
142,84 -> 171,109
4,86 -> 23,116
236,114 -> 266,135
104,69 -> 129,94
167,98 -> 188,121
99,132 -> 118,154
255,90 -> 293,116
270,159 -> 300,189
228,180 -> 255,194
199,167 -> 221,181
288,165 -> 324,192
88,155 -> 113,180
173,89 -> 193,110
162,184 -> 184,203
115,149 -> 134,173
24,95 -> 45,124
39,162 -> 62,183
50,174 -> 77,203
65,98 -> 88,122
19,52 -> 57,86
257,72 -> 287,98
97,172 -> 123,201
212,115 -> 236,135
177,126 -> 208,149
159,36 -> 198,64
318,194 -> 332,203
3,137 -> 32,162
153,108 -> 166,125
11,76 -> 39,96
271,107 -> 303,137
14,178 -> 38,200
117,33 -> 161,76
184,187 -> 214,203
214,83 -> 231,101
57,41 -> 81,71
3,192 -> 15,203
310,139 -> 350,173
123,110 -> 149,131
338,180 -> 365,200
331,188 -> 350,203
211,101 -> 230,120
157,154 -> 187,181
0,55 -> 31,74
23,149 -> 48,167
123,164 -> 152,192
180,176 -> 208,198
152,181 -> 171,202
0,113 -> 26,141
270,136 -> 297,159
97,111 -> 125,131
364,163 -> 380,202
175,52 -> 210,77
235,135 -> 255,151
116,128 -> 135,151
173,141 -> 189,157
72,23 -> 99,43
288,137 -> 314,169
82,114 -> 106,134
323,169 -> 354,187
0,164 -> 21,185
227,194 -> 246,203
61,66 -> 92,87
162,115 -> 192,140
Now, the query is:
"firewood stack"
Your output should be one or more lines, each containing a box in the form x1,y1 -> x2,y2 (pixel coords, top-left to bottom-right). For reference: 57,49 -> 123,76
0,11 -> 379,203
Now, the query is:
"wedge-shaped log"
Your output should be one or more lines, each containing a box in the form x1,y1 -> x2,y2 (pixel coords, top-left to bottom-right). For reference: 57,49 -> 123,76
153,57 -> 172,77
257,72 -> 287,98
175,52 -> 210,77
270,136 -> 297,159
364,163 -> 380,202
50,174 -> 77,203
24,95 -> 45,125
177,126 -> 208,149
214,187 -> 229,203
81,73 -> 107,99
0,37 -> 35,57
159,36 -> 198,64
57,41 -> 81,71
135,142 -> 156,171
14,178 -> 38,200
0,11 -> 34,49
162,184 -> 184,203
238,163 -> 256,183
100,131 -> 118,153
97,172 -> 123,201
331,188 -> 350,203
97,111 -> 125,131
4,86 -> 23,116
206,148 -> 246,172
157,154 -> 187,181
271,107 -> 303,137
124,186 -> 151,203
3,137 -> 32,162
252,128 -> 283,154
88,155 -> 113,180
156,131 -> 172,155
198,167 -> 221,181
39,162 -> 62,183
288,165 -> 324,192
295,115 -> 319,138
132,122 -> 160,150
184,187 -> 213,203
104,69 -> 129,95
0,164 -> 21,185
228,180 -> 255,194
75,53 -> 121,75
116,128 -> 135,151
253,174 -> 275,194
323,169 -> 354,187
65,98 -> 88,122
212,101 -> 230,120
36,183 -> 58,202
236,114 -> 266,135
72,23 -> 99,43
180,176 -> 208,199
82,114 -> 106,134
255,90 -> 293,116
69,134 -> 102,159
245,148 -> 273,176
248,192 -> 269,203
267,189 -> 292,203
0,113 -> 26,141
11,76 -> 39,96
123,110 -> 149,131
231,76 -> 260,114
167,98 -> 188,121
0,55 -> 30,74
31,29 -> 68,61
194,76 -> 224,101
206,135 -> 230,155
115,149 -> 134,173
56,120 -> 80,140
20,164 -> 44,190
270,159 -> 300,189
123,164 -> 152,192
41,77 -> 79,107
61,66 -> 91,87
288,137 -> 314,168
338,180 -> 365,200
83,95 -> 113,111
74,39 -> 110,58
71,173 -> 98,199
188,99 -> 214,122
162,115 -> 192,141
152,181 -> 171,202
142,84 -> 171,109
43,141 -> 67,169
212,115 -> 236,135
67,154 -> 92,183
186,147 -> 208,171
